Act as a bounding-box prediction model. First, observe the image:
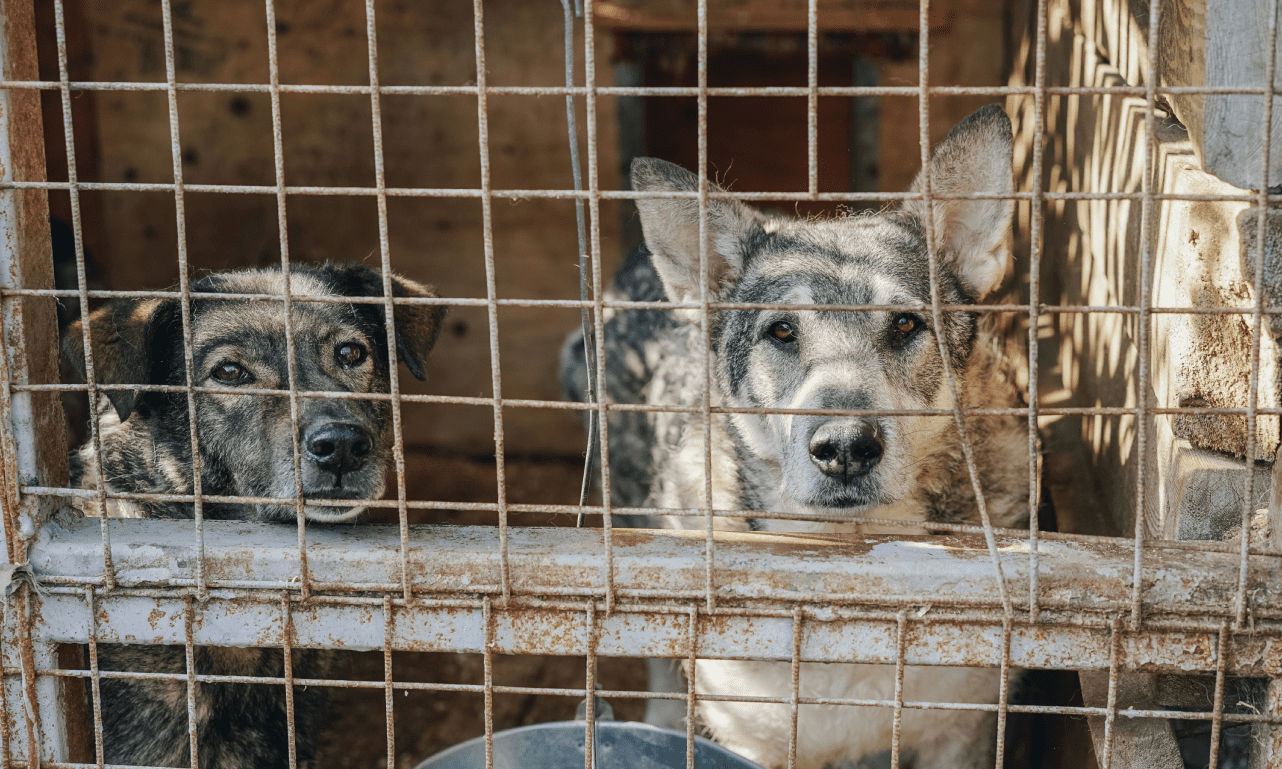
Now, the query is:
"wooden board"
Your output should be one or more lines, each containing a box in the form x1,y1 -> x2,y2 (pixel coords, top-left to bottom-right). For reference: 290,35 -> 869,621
75,0 -> 623,458
1086,0 -> 1282,190
62,0 -> 1004,457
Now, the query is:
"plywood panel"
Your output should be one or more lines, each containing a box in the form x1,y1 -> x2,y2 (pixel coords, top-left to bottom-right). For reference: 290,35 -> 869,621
77,0 -> 621,457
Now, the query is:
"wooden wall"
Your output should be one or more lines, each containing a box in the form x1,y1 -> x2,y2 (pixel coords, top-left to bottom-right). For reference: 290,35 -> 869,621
1007,0 -> 1280,541
42,0 -> 1007,462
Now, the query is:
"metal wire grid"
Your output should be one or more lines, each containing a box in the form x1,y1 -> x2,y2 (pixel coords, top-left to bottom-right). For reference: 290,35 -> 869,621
0,0 -> 1275,767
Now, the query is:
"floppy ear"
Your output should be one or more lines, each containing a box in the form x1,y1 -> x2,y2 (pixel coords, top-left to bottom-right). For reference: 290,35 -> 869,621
322,263 -> 448,381
902,104 -> 1014,299
631,157 -> 768,308
385,274 -> 447,380
62,297 -> 181,422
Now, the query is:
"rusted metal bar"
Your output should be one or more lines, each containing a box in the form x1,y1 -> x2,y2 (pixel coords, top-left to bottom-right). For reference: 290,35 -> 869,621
786,609 -> 801,769
0,179 -> 1280,203
263,0 -> 311,603
362,0 -> 414,606
157,0 -> 208,615
482,597 -> 494,769
0,79 -> 1278,98
696,0 -> 715,615
50,0 -> 107,589
470,0 -> 512,606
889,610 -> 907,769
382,595 -> 396,769
20,389 -> 1282,420
15,288 -> 1282,318
1128,0 -> 1160,632
582,602 -> 596,769
279,593 -> 298,769
1,179 -> 1281,205
582,0 -> 616,615
19,518 -> 1282,675
26,492 -> 1282,558
915,0 -> 1013,621
683,605 -> 697,769
1026,0 -> 1049,623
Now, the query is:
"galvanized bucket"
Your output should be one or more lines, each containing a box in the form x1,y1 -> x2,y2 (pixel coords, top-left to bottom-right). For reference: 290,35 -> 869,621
414,720 -> 765,769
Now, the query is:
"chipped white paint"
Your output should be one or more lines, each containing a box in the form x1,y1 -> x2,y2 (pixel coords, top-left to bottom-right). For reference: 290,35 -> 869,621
17,518 -> 1282,676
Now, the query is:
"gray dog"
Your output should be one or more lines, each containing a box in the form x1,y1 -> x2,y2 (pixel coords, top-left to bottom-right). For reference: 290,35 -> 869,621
64,262 -> 446,768
562,105 -> 1030,768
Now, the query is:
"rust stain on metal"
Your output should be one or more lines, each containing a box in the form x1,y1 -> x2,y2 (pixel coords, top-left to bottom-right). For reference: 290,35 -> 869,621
2,2 -> 1282,764
16,587 -> 41,769
502,608 -> 584,655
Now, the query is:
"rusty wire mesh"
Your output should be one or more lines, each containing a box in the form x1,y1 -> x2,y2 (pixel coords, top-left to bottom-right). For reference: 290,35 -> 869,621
0,0 -> 1278,767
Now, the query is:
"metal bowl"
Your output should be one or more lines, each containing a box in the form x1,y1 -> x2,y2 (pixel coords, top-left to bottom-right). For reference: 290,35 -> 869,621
414,720 -> 764,769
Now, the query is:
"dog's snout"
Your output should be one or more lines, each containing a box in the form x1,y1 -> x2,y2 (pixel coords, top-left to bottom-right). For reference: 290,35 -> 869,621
808,421 -> 883,481
304,423 -> 373,476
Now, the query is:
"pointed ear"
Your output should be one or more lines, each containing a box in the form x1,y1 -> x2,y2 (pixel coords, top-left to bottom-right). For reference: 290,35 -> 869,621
62,298 -> 180,422
903,104 -> 1014,299
631,157 -> 768,308
322,263 -> 448,381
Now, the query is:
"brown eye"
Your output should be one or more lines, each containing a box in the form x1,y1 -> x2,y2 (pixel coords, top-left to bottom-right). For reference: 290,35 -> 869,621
894,314 -> 918,336
211,362 -> 247,383
769,321 -> 797,344
336,342 -> 367,367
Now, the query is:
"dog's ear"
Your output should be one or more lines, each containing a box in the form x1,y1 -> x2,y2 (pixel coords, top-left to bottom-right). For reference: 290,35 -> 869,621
62,298 -> 181,422
903,104 -> 1014,299
322,263 -> 448,381
631,157 -> 768,308
386,274 -> 447,380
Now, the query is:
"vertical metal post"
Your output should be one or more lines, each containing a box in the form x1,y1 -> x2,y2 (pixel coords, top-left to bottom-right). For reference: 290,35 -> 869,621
0,0 -> 72,764
0,0 -> 65,561
1249,679 -> 1282,768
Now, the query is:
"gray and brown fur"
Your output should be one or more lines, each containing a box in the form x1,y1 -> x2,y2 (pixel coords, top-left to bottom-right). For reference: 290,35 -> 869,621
65,262 -> 446,768
562,105 -> 1030,768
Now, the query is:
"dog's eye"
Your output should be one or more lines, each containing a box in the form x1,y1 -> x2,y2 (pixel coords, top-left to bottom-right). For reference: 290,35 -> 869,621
893,314 -> 920,337
336,342 -> 368,367
211,362 -> 247,383
768,321 -> 797,344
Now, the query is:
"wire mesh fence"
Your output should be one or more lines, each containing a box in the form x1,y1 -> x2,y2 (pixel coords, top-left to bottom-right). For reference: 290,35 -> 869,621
0,0 -> 1278,767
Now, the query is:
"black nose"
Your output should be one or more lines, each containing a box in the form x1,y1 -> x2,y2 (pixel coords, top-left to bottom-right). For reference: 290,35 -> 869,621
809,421 -> 883,481
304,423 -> 373,477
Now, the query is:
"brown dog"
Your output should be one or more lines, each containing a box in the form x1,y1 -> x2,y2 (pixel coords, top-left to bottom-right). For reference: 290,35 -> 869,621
64,262 -> 446,767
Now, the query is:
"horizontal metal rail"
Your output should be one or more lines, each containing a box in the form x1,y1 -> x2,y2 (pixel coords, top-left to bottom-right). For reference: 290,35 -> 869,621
0,79 -> 1274,97
18,517 -> 1282,676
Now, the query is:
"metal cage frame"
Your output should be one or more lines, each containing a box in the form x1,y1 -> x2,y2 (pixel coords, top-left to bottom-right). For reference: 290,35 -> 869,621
0,0 -> 1278,767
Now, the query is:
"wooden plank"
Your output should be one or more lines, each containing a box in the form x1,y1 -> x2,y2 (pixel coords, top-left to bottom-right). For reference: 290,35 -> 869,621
0,0 -> 66,551
0,1 -> 82,764
1198,0 -> 1282,190
1089,0 -> 1282,190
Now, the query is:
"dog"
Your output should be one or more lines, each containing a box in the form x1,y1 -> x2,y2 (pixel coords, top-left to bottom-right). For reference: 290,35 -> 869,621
64,262 -> 446,768
561,105 -> 1030,768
